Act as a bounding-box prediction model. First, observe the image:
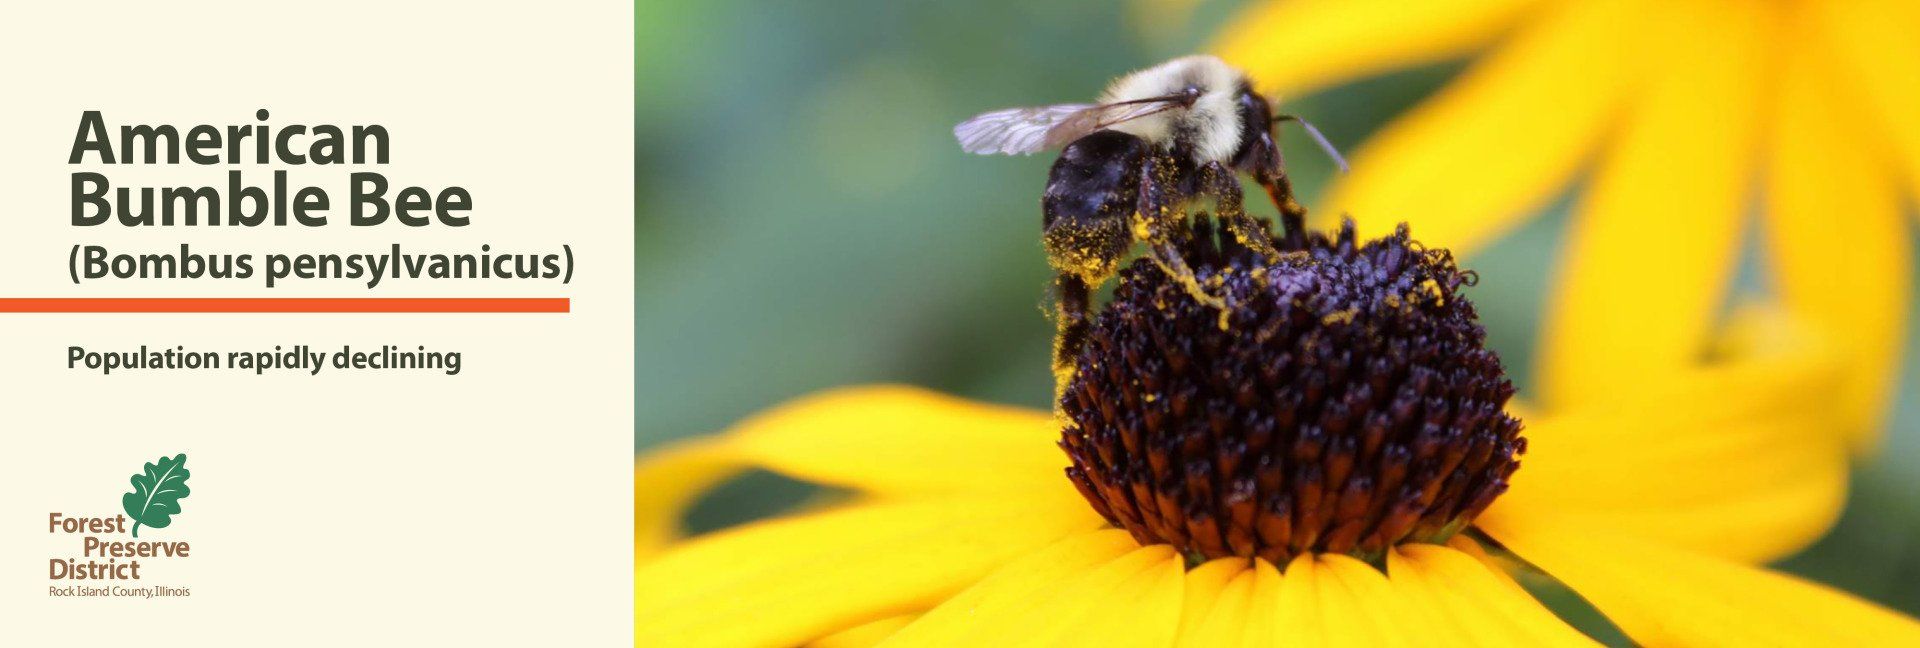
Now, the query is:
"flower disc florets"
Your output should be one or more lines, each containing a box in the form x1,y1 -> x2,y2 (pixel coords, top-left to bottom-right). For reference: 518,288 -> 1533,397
1059,217 -> 1523,565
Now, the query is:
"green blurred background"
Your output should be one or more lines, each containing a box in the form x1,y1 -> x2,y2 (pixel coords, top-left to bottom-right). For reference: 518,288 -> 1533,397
636,0 -> 1920,621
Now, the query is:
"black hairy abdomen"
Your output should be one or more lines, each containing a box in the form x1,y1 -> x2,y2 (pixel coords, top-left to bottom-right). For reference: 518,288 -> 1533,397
1043,130 -> 1149,229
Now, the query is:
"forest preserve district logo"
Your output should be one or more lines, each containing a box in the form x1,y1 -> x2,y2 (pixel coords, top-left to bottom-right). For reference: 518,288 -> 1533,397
46,453 -> 194,599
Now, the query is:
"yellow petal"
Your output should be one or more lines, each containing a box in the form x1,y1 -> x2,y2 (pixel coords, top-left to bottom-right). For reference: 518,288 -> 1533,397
1184,545 -> 1589,646
1483,515 -> 1920,645
809,615 -> 916,648
1538,0 -> 1771,408
883,529 -> 1136,646
1486,307 -> 1849,562
1815,0 -> 1920,201
636,496 -> 1102,648
1765,16 -> 1912,452
1173,559 -> 1287,648
1270,555 -> 1321,642
725,385 -> 1067,496
637,386 -> 1070,554
1212,0 -> 1539,99
1173,558 -> 1257,647
1388,543 -> 1595,646
1264,554 -> 1423,647
1319,554 -> 1422,647
1002,545 -> 1185,648
885,531 -> 1184,648
634,437 -> 744,556
1324,0 -> 1641,254
1237,559 -> 1284,648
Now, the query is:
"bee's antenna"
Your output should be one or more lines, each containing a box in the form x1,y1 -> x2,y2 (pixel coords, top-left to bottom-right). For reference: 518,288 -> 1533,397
1275,115 -> 1349,174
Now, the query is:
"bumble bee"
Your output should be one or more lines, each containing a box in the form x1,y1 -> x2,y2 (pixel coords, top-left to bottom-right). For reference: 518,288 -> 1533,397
954,55 -> 1345,386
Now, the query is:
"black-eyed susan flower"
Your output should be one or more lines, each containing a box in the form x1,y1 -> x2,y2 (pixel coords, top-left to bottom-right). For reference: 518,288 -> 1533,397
1214,0 -> 1914,451
635,219 -> 1920,646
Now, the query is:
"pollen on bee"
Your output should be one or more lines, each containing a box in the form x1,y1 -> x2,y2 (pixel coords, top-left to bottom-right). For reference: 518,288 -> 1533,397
1043,230 -> 1121,284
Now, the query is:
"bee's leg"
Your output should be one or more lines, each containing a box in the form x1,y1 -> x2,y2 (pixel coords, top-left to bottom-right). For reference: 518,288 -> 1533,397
1259,170 -> 1310,248
1203,161 -> 1282,263
1050,273 -> 1092,411
1136,156 -> 1229,318
1149,239 -> 1229,315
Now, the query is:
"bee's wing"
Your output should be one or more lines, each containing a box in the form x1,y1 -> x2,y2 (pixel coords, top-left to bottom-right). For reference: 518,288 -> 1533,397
954,94 -> 1191,156
953,103 -> 1097,155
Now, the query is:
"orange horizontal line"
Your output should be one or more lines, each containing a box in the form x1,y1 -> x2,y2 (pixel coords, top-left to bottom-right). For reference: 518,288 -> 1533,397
0,298 -> 568,313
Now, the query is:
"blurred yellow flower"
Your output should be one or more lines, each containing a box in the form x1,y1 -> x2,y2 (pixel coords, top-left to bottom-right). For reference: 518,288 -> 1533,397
1216,0 -> 1916,451
635,300 -> 1916,645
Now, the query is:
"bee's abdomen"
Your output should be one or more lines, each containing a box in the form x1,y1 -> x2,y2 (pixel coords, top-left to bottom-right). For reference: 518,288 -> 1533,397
1044,131 -> 1149,227
1040,131 -> 1149,283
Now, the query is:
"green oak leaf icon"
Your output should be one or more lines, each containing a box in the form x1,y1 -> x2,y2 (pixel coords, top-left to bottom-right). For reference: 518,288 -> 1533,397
122,454 -> 190,538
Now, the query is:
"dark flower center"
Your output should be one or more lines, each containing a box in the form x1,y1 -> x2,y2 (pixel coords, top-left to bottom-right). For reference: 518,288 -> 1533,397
1058,216 -> 1524,565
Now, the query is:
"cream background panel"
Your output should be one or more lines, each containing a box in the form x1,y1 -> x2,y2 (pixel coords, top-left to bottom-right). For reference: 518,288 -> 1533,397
0,1 -> 633,644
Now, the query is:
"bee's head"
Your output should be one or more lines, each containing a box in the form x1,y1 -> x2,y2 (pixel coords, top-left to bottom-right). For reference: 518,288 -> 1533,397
1229,83 -> 1282,179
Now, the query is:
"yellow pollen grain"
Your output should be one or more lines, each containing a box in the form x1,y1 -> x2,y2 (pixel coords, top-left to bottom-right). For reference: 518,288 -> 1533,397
1321,308 -> 1358,326
1132,215 -> 1153,241
1050,339 -> 1080,411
